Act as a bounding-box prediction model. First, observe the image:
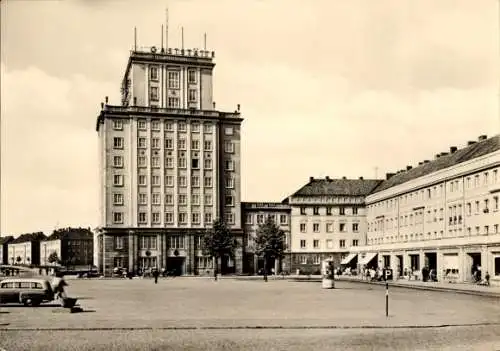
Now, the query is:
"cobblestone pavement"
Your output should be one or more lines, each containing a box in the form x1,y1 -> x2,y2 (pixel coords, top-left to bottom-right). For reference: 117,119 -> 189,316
1,278 -> 500,349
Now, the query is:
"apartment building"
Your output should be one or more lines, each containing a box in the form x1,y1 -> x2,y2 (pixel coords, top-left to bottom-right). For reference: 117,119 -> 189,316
95,43 -> 243,276
0,236 -> 14,265
351,134 -> 500,286
40,228 -> 94,268
7,232 -> 47,266
285,176 -> 381,274
241,202 -> 291,274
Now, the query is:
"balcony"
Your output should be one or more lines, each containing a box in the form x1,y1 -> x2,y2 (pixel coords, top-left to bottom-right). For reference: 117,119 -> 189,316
99,105 -> 241,120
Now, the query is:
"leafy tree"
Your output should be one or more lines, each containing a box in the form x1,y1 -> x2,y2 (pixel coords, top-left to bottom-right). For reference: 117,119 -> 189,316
47,251 -> 60,265
255,216 -> 287,282
201,218 -> 238,281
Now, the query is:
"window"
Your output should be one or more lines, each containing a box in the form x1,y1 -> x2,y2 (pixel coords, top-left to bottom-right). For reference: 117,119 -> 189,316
113,193 -> 123,205
191,158 -> 199,169
179,212 -> 187,224
150,86 -> 159,101
138,120 -> 147,130
339,207 -> 345,215
204,140 -> 212,151
113,120 -> 123,130
339,240 -> 346,248
257,214 -> 264,224
204,177 -> 212,187
205,212 -> 213,224
113,137 -> 123,149
246,214 -> 253,224
178,139 -> 186,150
138,156 -> 147,167
494,169 -> 498,183
138,193 -> 147,205
205,194 -> 212,205
188,69 -> 196,83
494,196 -> 499,211
352,239 -> 359,247
326,207 -> 332,215
225,212 -> 235,224
495,257 -> 500,276
339,223 -> 346,232
165,176 -> 173,187
178,157 -> 187,168
152,212 -> 160,223
138,212 -> 147,223
204,124 -> 212,133
225,127 -> 234,135
300,255 -> 307,264
165,157 -> 173,168
191,139 -> 200,150
352,223 -> 359,232
225,141 -> 234,153
280,214 -> 287,224
151,138 -> 160,149
192,194 -> 200,205
475,201 -> 480,214
115,236 -> 124,249
165,194 -> 173,204
225,177 -> 234,188
191,123 -> 200,132
300,223 -> 306,232
192,176 -> 200,187
204,158 -> 212,169
178,122 -> 187,132
150,66 -> 159,80
352,207 -> 358,215
188,89 -> 197,102
152,176 -> 160,186
113,175 -> 124,186
168,71 -> 180,89
152,193 -> 160,205
313,207 -> 319,215
178,195 -> 187,205
467,203 -> 472,216
113,156 -> 123,168
326,239 -> 333,249
113,257 -> 123,268
300,207 -> 306,215
326,222 -> 333,232
165,121 -> 174,131
138,175 -> 146,186
152,157 -> 160,168
138,137 -> 147,148
170,235 -> 184,249
313,223 -> 320,232
225,195 -> 234,206
192,212 -> 200,224
165,212 -> 174,223
139,235 -> 157,249
167,97 -> 179,108
300,240 -> 306,249
313,240 -> 320,249
151,120 -> 160,130
165,138 -> 173,149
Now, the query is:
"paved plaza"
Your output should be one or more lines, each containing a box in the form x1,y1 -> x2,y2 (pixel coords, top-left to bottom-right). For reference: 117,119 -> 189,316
1,278 -> 500,350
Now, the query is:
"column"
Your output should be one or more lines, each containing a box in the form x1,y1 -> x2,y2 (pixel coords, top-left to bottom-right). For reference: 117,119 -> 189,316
459,247 -> 466,282
128,230 -> 134,272
157,233 -> 162,270
253,254 -> 258,275
481,245 -> 488,280
419,249 -> 425,280
133,235 -> 138,273
186,234 -> 193,275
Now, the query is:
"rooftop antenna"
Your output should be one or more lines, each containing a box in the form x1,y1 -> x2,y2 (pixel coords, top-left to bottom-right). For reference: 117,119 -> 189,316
204,32 -> 207,50
374,166 -> 379,179
161,25 -> 164,51
165,7 -> 169,50
134,26 -> 137,51
181,26 -> 184,50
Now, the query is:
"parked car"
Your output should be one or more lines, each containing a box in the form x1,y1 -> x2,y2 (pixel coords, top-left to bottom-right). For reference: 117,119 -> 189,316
0,277 -> 55,306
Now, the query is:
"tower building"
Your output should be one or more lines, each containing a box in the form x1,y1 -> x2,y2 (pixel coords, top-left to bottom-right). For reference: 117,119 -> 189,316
95,36 -> 243,276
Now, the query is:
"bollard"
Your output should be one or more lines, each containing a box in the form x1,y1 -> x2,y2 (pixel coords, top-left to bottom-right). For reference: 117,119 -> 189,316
385,282 -> 389,317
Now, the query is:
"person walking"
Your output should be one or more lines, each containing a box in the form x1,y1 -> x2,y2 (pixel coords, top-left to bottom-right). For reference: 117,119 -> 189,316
153,268 -> 159,284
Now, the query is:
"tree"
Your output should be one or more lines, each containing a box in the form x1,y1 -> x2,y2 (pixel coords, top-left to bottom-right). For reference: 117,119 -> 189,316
16,256 -> 21,264
47,251 -> 60,265
255,216 -> 287,282
201,218 -> 238,281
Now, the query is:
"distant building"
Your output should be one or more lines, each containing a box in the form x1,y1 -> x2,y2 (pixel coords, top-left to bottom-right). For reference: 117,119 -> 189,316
284,176 -> 381,274
0,236 -> 14,265
242,202 -> 291,274
40,228 -> 94,268
351,134 -> 500,285
7,232 -> 47,266
95,41 -> 243,276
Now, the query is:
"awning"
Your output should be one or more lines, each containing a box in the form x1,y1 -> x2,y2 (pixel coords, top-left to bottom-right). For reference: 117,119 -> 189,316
358,252 -> 378,266
341,253 -> 358,265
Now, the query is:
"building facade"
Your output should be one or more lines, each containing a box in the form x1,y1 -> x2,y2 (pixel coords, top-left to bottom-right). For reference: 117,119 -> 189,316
96,44 -> 243,276
285,176 -> 381,274
7,232 -> 46,266
0,236 -> 14,265
40,228 -> 94,268
241,202 -> 291,274
351,135 -> 500,285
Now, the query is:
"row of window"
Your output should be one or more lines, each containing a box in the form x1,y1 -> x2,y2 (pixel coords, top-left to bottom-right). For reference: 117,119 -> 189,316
113,193 -> 235,207
113,174 -> 233,187
112,211 -> 233,225
299,207 -> 358,216
245,213 -> 288,225
114,234 -> 208,250
149,67 -> 197,85
115,137 -> 229,152
299,239 -> 358,250
113,119 -> 236,137
299,222 -> 359,233
369,169 -> 499,213
112,156 -> 235,171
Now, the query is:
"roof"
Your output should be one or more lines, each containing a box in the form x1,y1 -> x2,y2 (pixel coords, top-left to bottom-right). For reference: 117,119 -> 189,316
290,178 -> 383,197
0,236 -> 14,245
11,232 -> 47,244
45,228 -> 93,241
372,135 -> 500,194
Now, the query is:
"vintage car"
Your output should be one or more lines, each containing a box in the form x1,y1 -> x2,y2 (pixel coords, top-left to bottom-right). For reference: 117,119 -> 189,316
0,277 -> 55,306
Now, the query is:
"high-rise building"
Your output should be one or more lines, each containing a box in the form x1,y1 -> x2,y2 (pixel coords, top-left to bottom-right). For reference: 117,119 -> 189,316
95,41 -> 243,276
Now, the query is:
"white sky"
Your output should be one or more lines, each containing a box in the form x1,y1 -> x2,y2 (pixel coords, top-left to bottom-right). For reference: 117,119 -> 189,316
1,0 -> 499,236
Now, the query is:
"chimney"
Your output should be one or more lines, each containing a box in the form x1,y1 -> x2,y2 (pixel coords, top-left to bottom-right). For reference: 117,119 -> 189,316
435,154 -> 441,159
424,160 -> 430,164
450,146 -> 457,153
467,141 -> 476,146
237,104 -> 241,112
418,162 -> 423,166
342,176 -> 347,180
133,97 -> 137,105
478,135 -> 487,141
100,102 -> 104,109
309,176 -> 314,182
440,152 -> 448,157
105,96 -> 109,104
386,173 -> 395,180
325,176 -> 330,181
213,102 -> 216,109
406,166 -> 412,171
359,176 -> 364,180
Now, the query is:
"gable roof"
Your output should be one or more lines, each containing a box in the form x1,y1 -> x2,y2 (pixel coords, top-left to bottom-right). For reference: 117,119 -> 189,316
290,178 -> 383,197
11,232 -> 47,244
45,228 -> 93,241
0,236 -> 14,245
372,135 -> 500,194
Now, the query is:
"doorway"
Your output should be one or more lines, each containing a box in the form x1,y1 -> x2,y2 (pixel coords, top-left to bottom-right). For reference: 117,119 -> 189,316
396,255 -> 403,277
166,257 -> 185,276
466,252 -> 482,282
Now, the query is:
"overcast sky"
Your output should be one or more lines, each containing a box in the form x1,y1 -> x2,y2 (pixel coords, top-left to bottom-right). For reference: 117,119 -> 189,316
1,0 -> 499,236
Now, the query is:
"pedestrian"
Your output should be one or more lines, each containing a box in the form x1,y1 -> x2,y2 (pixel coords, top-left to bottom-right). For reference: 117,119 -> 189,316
51,272 -> 68,300
153,268 -> 159,284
